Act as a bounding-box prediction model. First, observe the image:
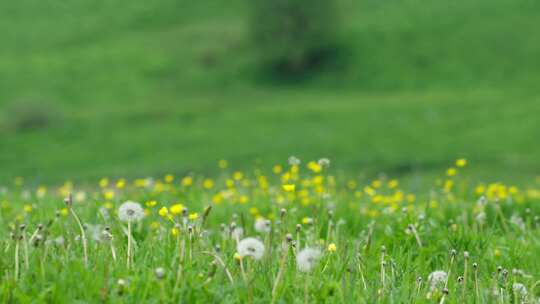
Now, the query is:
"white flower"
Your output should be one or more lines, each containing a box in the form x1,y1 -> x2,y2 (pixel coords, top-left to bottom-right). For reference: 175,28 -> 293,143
86,224 -> 103,242
99,207 -> 110,220
55,236 -> 65,246
318,158 -> 330,168
237,237 -> 265,260
230,227 -> 244,240
296,248 -> 322,272
154,267 -> 166,280
475,212 -> 486,225
428,271 -> 447,290
75,191 -> 87,202
513,283 -> 528,298
510,214 -> 525,231
477,196 -> 487,206
118,201 -> 145,222
288,156 -> 301,166
254,219 -> 271,233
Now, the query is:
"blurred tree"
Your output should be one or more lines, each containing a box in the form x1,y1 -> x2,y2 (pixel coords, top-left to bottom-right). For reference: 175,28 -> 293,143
250,0 -> 340,76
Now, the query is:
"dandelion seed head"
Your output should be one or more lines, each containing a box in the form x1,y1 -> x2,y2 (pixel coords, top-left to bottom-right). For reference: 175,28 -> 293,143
513,283 -> 528,298
154,267 -> 166,280
118,201 -> 144,222
288,156 -> 301,166
231,227 -> 244,240
237,237 -> 265,260
254,218 -> 271,233
296,247 -> 322,272
428,271 -> 447,290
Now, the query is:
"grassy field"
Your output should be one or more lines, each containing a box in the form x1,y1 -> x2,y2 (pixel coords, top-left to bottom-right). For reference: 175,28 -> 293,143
1,161 -> 540,303
1,0 -> 539,184
2,1 -> 540,302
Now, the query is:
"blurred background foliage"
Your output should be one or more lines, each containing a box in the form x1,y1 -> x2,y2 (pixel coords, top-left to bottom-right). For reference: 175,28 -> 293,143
0,0 -> 539,184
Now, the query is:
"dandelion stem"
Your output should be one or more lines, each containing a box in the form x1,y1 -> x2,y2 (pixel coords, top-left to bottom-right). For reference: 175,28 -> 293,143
440,251 -> 456,304
14,238 -> 20,281
474,267 -> 480,301
462,257 -> 468,299
68,196 -> 88,267
22,231 -> 29,271
357,263 -> 368,290
200,251 -> 234,283
271,242 -> 289,303
126,221 -> 132,269
239,257 -> 253,304
304,275 -> 309,304
409,224 -> 423,248
110,243 -> 117,263
494,201 -> 510,233
188,232 -> 193,265
364,221 -> 375,254
380,246 -> 386,294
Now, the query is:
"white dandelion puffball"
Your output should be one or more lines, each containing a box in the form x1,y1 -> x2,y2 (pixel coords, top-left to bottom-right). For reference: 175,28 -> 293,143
118,201 -> 145,222
318,158 -> 330,167
254,218 -> 271,233
231,227 -> 244,240
296,247 -> 322,272
237,237 -> 265,260
288,156 -> 301,166
513,283 -> 528,298
428,271 -> 448,290
475,212 -> 486,225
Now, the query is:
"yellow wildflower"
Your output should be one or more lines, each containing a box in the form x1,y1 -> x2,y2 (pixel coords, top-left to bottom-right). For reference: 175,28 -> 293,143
103,190 -> 115,200
116,179 -> 126,189
388,179 -> 399,189
170,204 -> 184,215
239,195 -> 249,204
282,184 -> 295,192
23,204 -> 33,213
272,165 -> 282,174
182,176 -> 193,187
164,174 -> 174,183
212,193 -> 223,204
60,208 -> 69,217
203,179 -> 214,189
456,158 -> 467,167
218,159 -> 228,169
307,161 -> 322,173
158,207 -> 169,217
327,243 -> 337,252
99,178 -> 109,188
233,171 -> 243,181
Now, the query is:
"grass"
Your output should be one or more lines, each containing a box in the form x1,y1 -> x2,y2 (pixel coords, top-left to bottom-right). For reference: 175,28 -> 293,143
1,0 -> 540,184
1,161 -> 540,302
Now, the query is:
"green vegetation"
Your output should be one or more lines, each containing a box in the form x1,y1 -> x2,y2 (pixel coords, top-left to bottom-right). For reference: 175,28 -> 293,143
1,0 -> 539,184
1,162 -> 540,302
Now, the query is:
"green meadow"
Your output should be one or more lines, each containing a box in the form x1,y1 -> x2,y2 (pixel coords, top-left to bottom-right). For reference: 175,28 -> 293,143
1,0 -> 539,184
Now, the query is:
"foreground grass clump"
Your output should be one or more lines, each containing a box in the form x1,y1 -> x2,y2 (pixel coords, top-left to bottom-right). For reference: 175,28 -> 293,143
1,158 -> 540,303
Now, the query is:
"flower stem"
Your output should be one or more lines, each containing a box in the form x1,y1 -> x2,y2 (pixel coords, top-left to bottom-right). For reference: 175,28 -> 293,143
70,207 -> 88,267
14,239 -> 20,281
127,221 -> 132,269
271,242 -> 289,302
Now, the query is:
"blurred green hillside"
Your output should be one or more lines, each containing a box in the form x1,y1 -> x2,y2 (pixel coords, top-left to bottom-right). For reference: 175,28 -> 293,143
0,0 -> 539,184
